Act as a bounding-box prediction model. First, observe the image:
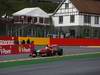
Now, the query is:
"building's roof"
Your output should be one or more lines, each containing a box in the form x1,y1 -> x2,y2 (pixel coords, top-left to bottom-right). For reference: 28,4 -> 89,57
71,0 -> 100,14
53,0 -> 100,15
53,0 -> 65,15
13,7 -> 49,18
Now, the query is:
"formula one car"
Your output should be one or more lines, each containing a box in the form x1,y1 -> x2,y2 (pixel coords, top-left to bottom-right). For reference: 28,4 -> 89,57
29,49 -> 37,57
39,45 -> 63,57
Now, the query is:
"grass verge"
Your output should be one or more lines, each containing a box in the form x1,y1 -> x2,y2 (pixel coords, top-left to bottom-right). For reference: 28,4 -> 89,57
0,52 -> 100,68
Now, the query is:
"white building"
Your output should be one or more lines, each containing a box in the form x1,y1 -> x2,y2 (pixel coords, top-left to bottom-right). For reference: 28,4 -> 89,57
13,7 -> 50,25
9,7 -> 51,37
52,0 -> 100,38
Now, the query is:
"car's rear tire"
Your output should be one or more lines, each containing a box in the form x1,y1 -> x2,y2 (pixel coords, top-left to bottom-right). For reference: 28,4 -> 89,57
57,49 -> 63,56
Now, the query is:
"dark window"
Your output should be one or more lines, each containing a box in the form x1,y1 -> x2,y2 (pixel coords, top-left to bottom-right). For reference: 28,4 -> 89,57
65,3 -> 69,9
84,15 -> 91,24
44,18 -> 49,24
70,15 -> 75,23
93,30 -> 98,37
69,29 -> 75,37
14,16 -> 19,22
59,16 -> 63,24
34,17 -> 37,23
84,28 -> 90,37
28,17 -> 32,22
39,17 -> 43,23
95,16 -> 99,24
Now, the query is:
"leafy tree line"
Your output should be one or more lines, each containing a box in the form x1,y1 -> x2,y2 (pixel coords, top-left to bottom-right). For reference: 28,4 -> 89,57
0,0 -> 58,16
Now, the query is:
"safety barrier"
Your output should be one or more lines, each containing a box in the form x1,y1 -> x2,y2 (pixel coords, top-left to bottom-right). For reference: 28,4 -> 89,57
0,44 -> 33,55
50,38 -> 100,46
0,37 -> 34,55
1,36 -> 100,55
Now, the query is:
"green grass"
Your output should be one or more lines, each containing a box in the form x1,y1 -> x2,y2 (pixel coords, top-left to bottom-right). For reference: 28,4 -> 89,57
0,52 -> 100,68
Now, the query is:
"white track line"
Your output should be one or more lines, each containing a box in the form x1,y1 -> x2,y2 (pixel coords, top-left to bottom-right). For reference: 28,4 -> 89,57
80,46 -> 100,48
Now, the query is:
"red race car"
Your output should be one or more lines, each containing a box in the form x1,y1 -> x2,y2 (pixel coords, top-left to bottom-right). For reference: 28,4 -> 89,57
39,45 -> 63,57
29,48 -> 37,57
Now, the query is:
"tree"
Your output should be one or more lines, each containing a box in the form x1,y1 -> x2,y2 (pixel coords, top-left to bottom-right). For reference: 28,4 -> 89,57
0,0 -> 58,16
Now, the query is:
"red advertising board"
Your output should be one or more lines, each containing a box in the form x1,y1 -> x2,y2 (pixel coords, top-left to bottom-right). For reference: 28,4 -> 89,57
0,36 -> 34,55
0,45 -> 14,55
18,44 -> 33,54
50,38 -> 100,46
0,36 -> 18,45
0,44 -> 33,55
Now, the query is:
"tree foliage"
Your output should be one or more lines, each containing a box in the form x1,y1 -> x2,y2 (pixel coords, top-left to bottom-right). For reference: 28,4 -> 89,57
0,0 -> 58,16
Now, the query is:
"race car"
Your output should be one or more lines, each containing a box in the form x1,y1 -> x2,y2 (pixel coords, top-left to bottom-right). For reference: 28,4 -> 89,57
29,48 -> 37,57
39,45 -> 63,57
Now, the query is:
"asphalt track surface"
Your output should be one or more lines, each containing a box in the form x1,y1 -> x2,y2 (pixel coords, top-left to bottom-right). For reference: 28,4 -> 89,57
0,58 -> 100,75
0,46 -> 100,61
62,46 -> 100,55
